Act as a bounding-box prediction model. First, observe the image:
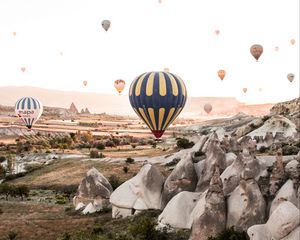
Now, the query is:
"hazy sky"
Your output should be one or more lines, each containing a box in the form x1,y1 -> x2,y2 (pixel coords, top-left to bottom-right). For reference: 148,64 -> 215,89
0,0 -> 299,104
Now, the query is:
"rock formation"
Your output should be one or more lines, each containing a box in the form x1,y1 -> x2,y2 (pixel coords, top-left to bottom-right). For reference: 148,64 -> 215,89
73,167 -> 113,214
269,149 -> 286,197
110,164 -> 164,218
162,152 -> 198,207
69,102 -> 79,114
190,166 -> 226,240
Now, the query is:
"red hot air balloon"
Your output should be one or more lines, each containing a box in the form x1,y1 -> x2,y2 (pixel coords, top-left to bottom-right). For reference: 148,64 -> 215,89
204,103 -> 212,114
21,67 -> 26,72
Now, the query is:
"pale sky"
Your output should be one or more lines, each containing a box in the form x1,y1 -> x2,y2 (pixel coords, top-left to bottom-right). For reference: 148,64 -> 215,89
0,0 -> 299,104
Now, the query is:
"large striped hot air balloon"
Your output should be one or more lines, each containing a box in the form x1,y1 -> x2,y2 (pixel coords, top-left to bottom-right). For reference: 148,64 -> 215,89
129,71 -> 187,139
15,97 -> 43,130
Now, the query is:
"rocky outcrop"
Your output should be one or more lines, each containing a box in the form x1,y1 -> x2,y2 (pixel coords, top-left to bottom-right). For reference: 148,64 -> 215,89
190,166 -> 226,240
269,150 -> 287,197
227,168 -> 266,231
270,180 -> 298,215
85,108 -> 90,114
196,133 -> 226,193
162,152 -> 198,207
270,97 -> 300,117
158,191 -> 202,229
247,201 -> 300,240
73,167 -> 113,214
69,102 -> 79,114
110,164 -> 164,218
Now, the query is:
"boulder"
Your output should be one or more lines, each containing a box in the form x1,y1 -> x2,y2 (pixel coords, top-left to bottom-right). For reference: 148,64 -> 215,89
110,164 -> 164,218
226,171 -> 266,231
162,152 -> 198,207
247,201 -> 300,240
196,134 -> 226,193
73,167 -> 113,212
158,191 -> 202,229
225,152 -> 237,166
281,226 -> 300,240
270,180 -> 298,215
190,166 -> 226,240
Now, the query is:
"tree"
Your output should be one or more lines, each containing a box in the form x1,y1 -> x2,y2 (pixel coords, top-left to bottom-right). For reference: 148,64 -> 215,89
0,183 -> 11,201
16,185 -> 29,200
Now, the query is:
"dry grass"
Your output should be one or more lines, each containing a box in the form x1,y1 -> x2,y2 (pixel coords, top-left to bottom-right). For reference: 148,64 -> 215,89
0,201 -> 100,240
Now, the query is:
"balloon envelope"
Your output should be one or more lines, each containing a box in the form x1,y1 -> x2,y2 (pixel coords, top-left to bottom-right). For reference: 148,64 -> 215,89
102,20 -> 111,31
129,71 -> 187,139
114,79 -> 126,94
250,44 -> 263,61
163,68 -> 170,72
204,103 -> 212,114
287,73 -> 295,82
218,69 -> 226,80
83,80 -> 88,86
290,39 -> 295,45
21,67 -> 26,72
15,97 -> 43,129
243,88 -> 247,93
215,30 -> 220,35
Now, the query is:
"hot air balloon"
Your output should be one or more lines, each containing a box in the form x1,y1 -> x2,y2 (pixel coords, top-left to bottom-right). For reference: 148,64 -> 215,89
243,88 -> 247,93
287,73 -> 295,82
274,46 -> 279,51
218,69 -> 226,81
163,68 -> 170,72
215,30 -> 220,35
204,103 -> 212,114
129,71 -> 187,139
15,97 -> 43,130
21,67 -> 26,72
102,20 -> 111,32
60,51 -> 63,56
250,44 -> 263,61
114,79 -> 126,94
290,39 -> 295,45
12,32 -> 16,36
83,80 -> 88,86
259,88 -> 263,92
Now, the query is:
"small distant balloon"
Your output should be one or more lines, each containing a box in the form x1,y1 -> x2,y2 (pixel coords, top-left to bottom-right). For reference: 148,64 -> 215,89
218,69 -> 226,81
114,79 -> 126,94
274,46 -> 279,51
12,32 -> 16,36
83,80 -> 88,86
163,68 -> 170,72
290,39 -> 295,45
250,44 -> 263,61
102,20 -> 111,32
158,0 -> 162,3
259,88 -> 262,92
60,51 -> 63,56
243,88 -> 247,93
287,73 -> 295,82
215,30 -> 220,35
21,67 -> 26,72
204,103 -> 212,114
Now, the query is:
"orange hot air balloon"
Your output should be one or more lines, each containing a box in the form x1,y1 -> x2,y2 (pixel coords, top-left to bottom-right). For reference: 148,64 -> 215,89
243,88 -> 247,93
290,39 -> 295,45
250,44 -> 263,61
12,32 -> 16,36
163,67 -> 170,72
215,29 -> 220,35
274,46 -> 279,51
218,69 -> 226,81
83,80 -> 88,86
114,79 -> 125,94
21,67 -> 26,72
204,103 -> 212,114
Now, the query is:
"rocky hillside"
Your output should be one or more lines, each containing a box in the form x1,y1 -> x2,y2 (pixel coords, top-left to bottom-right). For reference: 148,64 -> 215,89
270,97 -> 300,117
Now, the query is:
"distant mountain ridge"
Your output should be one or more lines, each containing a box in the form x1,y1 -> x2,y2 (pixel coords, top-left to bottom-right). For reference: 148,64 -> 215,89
0,86 -> 274,117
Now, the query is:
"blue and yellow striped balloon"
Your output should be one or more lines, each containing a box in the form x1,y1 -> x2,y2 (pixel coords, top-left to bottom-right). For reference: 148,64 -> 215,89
129,71 -> 187,139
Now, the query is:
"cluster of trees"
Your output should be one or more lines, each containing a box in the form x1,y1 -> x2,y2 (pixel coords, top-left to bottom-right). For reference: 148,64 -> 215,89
0,184 -> 29,201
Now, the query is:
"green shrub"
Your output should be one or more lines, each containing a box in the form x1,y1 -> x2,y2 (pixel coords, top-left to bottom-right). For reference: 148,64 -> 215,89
108,175 -> 123,190
176,138 -> 194,149
125,157 -> 135,164
282,145 -> 300,155
123,166 -> 129,173
258,146 -> 269,153
194,151 -> 205,157
208,226 -> 248,240
90,150 -> 105,158
0,156 -> 6,163
8,230 -> 18,240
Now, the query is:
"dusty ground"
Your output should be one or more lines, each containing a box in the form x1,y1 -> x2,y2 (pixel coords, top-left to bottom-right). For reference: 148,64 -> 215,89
0,200 -> 101,240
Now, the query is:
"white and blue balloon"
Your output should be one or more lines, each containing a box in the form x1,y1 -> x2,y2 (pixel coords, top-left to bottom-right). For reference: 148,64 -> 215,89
15,97 -> 43,130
